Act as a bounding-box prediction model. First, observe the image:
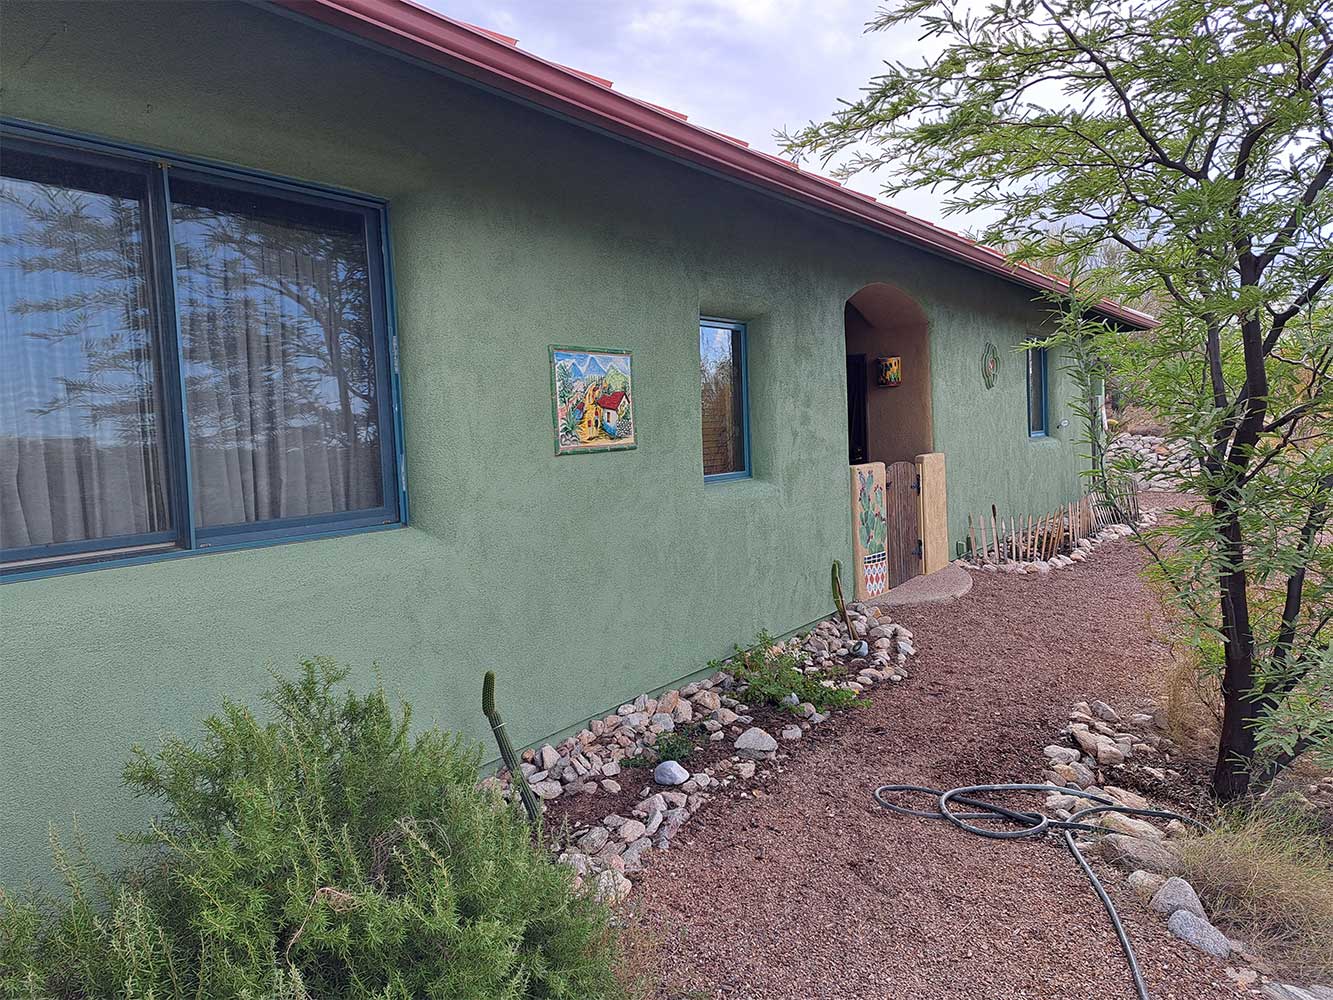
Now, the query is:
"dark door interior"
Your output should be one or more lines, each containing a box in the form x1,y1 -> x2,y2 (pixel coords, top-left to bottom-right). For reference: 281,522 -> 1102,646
846,353 -> 869,465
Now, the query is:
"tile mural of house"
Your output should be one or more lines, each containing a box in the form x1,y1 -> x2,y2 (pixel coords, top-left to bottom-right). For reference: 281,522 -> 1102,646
0,0 -> 1153,885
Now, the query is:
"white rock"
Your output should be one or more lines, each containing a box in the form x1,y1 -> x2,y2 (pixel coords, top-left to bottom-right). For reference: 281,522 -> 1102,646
734,727 -> 778,759
653,760 -> 690,786
780,725 -> 802,741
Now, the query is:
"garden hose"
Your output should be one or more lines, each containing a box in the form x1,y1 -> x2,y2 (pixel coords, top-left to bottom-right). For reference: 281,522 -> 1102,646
873,782 -> 1202,1000
482,671 -> 543,826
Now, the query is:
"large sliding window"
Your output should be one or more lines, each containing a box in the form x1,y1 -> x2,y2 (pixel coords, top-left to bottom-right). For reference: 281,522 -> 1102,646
1,131 -> 401,576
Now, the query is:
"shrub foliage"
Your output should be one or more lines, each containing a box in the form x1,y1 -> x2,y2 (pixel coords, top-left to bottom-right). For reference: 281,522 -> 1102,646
0,660 -> 624,999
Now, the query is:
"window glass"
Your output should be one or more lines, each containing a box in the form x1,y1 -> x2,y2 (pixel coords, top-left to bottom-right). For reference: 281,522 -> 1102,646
1027,347 -> 1048,436
700,321 -> 748,478
1,133 -> 400,576
1,149 -> 173,555
170,180 -> 384,528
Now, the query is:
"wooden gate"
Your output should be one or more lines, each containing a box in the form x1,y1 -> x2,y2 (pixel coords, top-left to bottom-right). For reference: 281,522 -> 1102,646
884,460 -> 921,589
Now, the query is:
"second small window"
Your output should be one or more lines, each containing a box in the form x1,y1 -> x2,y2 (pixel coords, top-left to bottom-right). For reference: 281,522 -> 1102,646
700,319 -> 750,480
1027,346 -> 1049,437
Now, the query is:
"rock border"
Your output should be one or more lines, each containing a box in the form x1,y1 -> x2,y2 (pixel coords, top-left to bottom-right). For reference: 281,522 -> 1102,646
482,603 -> 918,902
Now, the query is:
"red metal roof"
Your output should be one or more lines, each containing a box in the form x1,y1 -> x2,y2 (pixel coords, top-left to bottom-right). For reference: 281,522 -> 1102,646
269,0 -> 1155,330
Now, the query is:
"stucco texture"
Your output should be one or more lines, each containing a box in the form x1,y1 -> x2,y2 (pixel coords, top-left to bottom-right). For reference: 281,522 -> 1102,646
0,1 -> 1091,886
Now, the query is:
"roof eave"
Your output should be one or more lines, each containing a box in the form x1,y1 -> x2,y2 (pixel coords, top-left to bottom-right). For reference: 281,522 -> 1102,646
266,0 -> 1156,331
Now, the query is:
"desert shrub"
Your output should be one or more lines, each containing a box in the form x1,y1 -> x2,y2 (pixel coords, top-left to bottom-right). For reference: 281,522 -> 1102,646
725,632 -> 861,714
1177,800 -> 1333,979
622,725 -> 700,769
0,660 -> 625,1000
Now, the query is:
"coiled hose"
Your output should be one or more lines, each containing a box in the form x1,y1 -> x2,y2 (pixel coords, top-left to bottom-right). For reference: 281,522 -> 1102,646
873,782 -> 1200,1000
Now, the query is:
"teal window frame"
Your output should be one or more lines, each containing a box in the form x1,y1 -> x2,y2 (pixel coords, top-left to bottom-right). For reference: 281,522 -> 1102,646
699,317 -> 751,482
1026,346 -> 1049,438
1,120 -> 408,582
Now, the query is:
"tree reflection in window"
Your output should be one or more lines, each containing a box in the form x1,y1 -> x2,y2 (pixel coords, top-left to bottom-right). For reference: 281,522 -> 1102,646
170,181 -> 382,527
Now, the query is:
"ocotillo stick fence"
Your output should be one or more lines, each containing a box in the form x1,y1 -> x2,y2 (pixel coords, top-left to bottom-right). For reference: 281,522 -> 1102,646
964,483 -> 1140,565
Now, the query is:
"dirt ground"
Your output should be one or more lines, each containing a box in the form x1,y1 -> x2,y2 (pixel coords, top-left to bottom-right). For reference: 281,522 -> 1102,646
628,531 -> 1246,1000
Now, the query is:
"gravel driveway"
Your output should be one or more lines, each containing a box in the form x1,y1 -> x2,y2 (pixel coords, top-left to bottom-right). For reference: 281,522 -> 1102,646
631,535 -> 1241,1000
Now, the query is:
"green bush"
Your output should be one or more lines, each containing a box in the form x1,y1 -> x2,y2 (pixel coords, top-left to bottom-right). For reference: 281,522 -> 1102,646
725,632 -> 862,714
0,660 -> 625,999
622,725 -> 701,769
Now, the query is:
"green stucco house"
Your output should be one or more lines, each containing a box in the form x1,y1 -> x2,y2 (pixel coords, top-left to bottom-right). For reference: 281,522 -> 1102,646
0,0 -> 1151,885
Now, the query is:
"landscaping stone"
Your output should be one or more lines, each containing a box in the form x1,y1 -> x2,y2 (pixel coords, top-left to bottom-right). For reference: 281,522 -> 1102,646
1127,869 -> 1168,902
1097,833 -> 1182,874
592,867 -> 631,905
1166,910 -> 1231,959
734,726 -> 778,759
1150,876 -> 1206,920
780,725 -> 802,741
529,780 -> 563,800
653,760 -> 690,786
1098,812 -> 1164,840
617,819 -> 647,842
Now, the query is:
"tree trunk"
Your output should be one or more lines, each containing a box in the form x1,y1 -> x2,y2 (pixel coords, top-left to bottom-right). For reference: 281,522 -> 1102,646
1212,675 -> 1259,800
1211,499 -> 1259,801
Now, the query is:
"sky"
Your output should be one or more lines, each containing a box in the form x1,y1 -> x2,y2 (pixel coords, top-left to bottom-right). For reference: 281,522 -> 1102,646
422,0 -> 993,234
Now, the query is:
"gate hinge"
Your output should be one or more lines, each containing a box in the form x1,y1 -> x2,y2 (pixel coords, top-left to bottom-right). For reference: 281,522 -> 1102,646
914,539 -> 923,559
912,474 -> 921,493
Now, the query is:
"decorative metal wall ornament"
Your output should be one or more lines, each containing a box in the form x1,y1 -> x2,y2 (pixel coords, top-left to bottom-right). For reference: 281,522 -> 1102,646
876,355 -> 902,387
981,342 -> 999,389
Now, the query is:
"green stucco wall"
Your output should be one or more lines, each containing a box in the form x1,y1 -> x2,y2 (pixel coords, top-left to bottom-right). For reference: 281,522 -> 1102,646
0,1 -> 1090,886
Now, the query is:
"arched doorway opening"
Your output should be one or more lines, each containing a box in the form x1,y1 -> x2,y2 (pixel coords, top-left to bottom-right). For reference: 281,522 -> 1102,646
844,283 -> 932,465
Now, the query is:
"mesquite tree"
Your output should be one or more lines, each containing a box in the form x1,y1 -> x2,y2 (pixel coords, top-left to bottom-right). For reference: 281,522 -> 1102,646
784,0 -> 1332,798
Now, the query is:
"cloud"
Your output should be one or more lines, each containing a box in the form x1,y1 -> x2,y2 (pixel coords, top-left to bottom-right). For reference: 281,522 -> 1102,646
421,0 -> 995,233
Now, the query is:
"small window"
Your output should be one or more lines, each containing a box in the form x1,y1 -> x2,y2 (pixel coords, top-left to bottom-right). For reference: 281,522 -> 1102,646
1027,346 -> 1049,436
700,319 -> 749,480
1,132 -> 401,576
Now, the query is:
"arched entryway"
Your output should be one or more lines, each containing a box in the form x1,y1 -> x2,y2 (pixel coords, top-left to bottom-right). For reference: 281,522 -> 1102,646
844,283 -> 932,465
845,283 -> 936,595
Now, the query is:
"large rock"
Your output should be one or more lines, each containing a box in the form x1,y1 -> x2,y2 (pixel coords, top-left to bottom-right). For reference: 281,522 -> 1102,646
653,760 -> 690,786
1043,745 -> 1081,765
529,780 -> 563,800
1098,833 -> 1182,874
617,819 -> 647,842
592,868 -> 631,905
1264,986 -> 1333,1000
734,727 -> 778,760
1127,869 -> 1168,903
577,826 -> 609,853
1091,700 -> 1121,723
1150,877 -> 1206,919
1167,910 -> 1230,959
1098,812 -> 1165,841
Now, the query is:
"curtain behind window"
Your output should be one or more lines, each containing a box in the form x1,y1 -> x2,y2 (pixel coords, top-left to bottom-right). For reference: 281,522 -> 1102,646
170,181 -> 383,529
0,150 -> 171,553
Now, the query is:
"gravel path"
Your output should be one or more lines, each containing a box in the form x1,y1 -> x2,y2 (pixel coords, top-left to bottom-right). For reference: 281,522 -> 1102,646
632,536 -> 1241,1000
